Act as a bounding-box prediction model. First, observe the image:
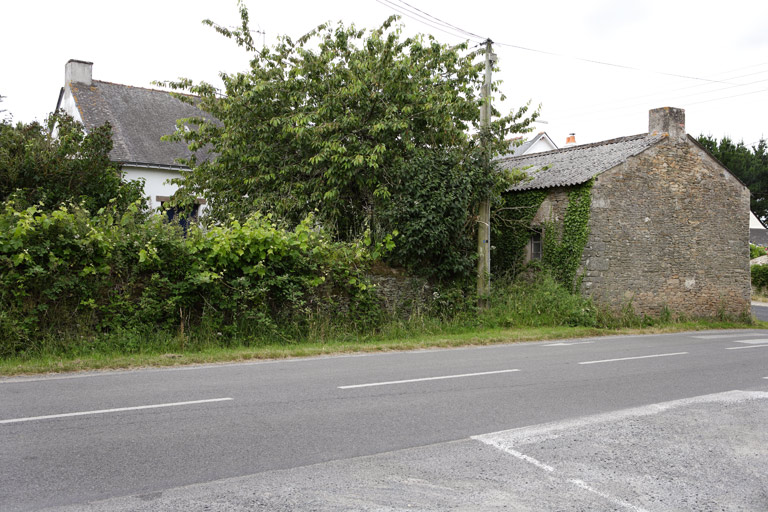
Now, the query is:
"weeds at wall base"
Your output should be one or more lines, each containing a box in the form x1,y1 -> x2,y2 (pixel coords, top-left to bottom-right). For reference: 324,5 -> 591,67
1,273 -> 758,376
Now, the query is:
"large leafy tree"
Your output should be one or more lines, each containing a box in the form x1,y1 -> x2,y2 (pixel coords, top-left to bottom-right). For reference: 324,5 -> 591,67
698,135 -> 768,221
0,94 -> 7,121
165,4 -> 537,278
0,112 -> 145,213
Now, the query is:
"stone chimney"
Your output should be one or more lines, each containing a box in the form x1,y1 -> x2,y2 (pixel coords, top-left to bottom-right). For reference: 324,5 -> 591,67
565,133 -> 576,146
649,107 -> 685,142
65,59 -> 93,86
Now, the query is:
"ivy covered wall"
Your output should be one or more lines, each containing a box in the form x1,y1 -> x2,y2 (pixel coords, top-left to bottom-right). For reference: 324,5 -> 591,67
493,180 -> 593,291
492,189 -> 546,275
541,180 -> 593,291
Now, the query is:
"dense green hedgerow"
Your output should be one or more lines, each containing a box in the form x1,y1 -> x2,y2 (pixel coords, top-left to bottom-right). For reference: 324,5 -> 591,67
0,202 -> 382,357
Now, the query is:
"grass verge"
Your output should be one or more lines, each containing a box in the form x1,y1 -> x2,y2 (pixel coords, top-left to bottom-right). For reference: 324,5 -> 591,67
1,319 -> 763,377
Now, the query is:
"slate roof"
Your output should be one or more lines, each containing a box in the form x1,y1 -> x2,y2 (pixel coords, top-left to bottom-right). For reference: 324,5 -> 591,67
67,80 -> 214,168
499,133 -> 666,192
750,228 -> 768,247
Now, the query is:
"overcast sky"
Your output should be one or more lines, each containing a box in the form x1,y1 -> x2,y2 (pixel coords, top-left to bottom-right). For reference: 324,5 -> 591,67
2,0 -> 766,147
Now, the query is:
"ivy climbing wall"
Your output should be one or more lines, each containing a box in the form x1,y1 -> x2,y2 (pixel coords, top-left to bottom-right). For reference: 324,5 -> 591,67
495,135 -> 750,319
493,181 -> 592,292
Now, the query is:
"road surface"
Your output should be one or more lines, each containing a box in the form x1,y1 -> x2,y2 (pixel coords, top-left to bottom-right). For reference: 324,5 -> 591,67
2,329 -> 767,510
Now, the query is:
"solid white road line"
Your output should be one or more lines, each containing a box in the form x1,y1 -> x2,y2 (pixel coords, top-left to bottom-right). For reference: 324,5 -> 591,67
0,398 -> 233,425
474,390 -> 768,512
568,479 -> 649,512
578,352 -> 688,365
338,369 -> 520,389
732,339 -> 768,344
544,341 -> 595,346
473,390 -> 768,446
475,437 -> 647,511
725,345 -> 768,350
488,446 -> 555,472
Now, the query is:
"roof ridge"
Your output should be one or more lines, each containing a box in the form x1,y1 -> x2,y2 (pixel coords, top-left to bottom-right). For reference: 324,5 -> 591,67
498,132 -> 653,162
92,80 -> 199,99
501,132 -> 668,192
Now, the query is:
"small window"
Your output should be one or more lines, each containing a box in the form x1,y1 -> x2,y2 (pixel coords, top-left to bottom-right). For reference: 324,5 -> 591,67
531,232 -> 542,260
164,203 -> 200,229
157,196 -> 204,232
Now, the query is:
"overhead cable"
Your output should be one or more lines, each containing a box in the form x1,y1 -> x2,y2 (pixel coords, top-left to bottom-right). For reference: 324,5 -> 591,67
374,0 -> 483,42
388,0 -> 486,41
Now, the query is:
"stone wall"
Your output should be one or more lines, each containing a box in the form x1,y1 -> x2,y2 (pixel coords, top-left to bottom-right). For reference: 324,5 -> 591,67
580,138 -> 750,317
369,273 -> 432,317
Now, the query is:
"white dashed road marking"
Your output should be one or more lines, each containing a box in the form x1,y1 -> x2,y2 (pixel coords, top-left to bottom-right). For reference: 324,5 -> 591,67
0,398 -> 233,425
544,341 -> 595,346
725,345 -> 768,350
692,333 -> 768,339
578,352 -> 687,365
338,369 -> 520,389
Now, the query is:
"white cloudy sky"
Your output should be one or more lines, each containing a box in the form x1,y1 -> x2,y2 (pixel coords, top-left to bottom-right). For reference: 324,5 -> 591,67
1,0 -> 766,147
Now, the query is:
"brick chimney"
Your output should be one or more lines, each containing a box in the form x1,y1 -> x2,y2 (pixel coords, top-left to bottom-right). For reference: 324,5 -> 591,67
565,133 -> 576,146
649,107 -> 685,142
65,59 -> 93,86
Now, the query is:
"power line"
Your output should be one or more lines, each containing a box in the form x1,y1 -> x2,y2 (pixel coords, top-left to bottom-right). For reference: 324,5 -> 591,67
388,0 -> 485,41
554,65 -> 768,119
541,87 -> 768,133
374,0 -> 483,42
684,86 -> 768,106
493,40 -> 737,86
554,76 -> 768,123
371,0 -> 748,87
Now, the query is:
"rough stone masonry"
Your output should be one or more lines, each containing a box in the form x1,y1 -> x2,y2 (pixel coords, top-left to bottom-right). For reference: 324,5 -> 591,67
580,108 -> 750,317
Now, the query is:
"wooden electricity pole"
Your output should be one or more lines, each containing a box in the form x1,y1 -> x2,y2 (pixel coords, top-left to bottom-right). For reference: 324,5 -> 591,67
477,39 -> 495,308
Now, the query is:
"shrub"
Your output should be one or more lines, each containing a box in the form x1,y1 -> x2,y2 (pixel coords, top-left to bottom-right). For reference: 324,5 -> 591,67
751,264 -> 768,290
0,113 -> 145,214
0,203 -> 381,357
750,243 -> 766,259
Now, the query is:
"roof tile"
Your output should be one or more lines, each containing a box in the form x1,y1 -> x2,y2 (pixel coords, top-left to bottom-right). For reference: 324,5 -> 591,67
70,80 -> 214,168
499,133 -> 666,191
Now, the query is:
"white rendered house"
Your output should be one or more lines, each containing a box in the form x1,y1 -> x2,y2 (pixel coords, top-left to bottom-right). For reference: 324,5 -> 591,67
55,59 -> 210,213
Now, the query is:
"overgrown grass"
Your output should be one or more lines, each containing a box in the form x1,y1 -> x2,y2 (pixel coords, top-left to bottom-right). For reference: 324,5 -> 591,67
1,274 -> 762,376
752,288 -> 768,303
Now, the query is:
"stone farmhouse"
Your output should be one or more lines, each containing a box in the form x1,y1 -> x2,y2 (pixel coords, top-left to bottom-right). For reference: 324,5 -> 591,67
55,59 -> 210,215
497,107 -> 751,317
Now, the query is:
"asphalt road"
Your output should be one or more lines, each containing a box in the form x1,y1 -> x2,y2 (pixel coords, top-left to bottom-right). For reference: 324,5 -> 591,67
752,302 -> 768,321
2,329 -> 768,511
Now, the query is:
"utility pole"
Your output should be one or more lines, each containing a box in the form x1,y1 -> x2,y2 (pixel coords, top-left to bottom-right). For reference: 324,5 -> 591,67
477,39 -> 495,309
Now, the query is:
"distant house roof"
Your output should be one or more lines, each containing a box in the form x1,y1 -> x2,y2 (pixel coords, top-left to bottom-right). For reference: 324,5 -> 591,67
57,80 -> 214,168
504,132 -> 558,158
499,133 -> 666,192
750,212 -> 768,246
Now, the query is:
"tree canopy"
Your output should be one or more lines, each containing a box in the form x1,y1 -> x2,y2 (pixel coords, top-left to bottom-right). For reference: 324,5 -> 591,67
698,135 -> 768,221
164,5 -> 537,279
0,112 -> 145,213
